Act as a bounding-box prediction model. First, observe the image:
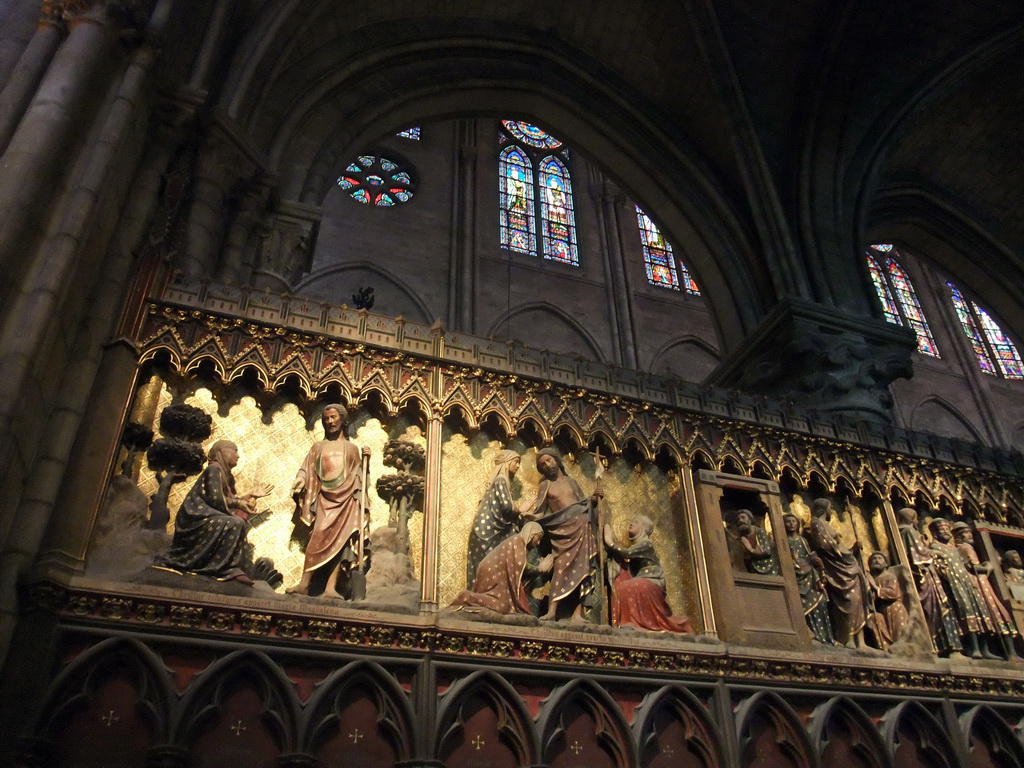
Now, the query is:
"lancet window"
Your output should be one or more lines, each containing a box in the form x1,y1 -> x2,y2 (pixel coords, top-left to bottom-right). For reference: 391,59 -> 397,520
499,120 -> 578,265
865,245 -> 939,357
949,283 -> 1024,379
635,205 -> 699,294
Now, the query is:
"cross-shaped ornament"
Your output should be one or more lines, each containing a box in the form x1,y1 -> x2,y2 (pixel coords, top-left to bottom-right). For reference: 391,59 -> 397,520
570,740 -> 583,755
349,728 -> 363,744
471,735 -> 485,750
101,710 -> 119,727
230,720 -> 246,736
663,745 -> 675,757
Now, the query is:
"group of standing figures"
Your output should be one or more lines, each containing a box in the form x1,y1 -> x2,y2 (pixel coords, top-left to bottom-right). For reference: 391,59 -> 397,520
451,448 -> 692,633
151,403 -> 1023,655
731,497 -> 1022,658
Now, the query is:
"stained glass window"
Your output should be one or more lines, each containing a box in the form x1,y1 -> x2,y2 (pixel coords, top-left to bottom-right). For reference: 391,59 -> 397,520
336,153 -> 415,207
538,156 -> 578,264
396,127 -> 420,140
499,146 -> 536,253
866,254 -> 900,324
636,206 -> 679,289
865,245 -> 938,357
947,282 -> 1023,379
498,120 -> 577,265
886,258 -> 939,356
975,304 -> 1024,379
501,120 -> 563,149
634,205 -> 701,295
949,284 -> 997,374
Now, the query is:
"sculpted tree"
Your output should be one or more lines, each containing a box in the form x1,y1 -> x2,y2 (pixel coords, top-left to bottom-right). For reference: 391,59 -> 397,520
119,421 -> 153,476
376,440 -> 425,553
144,404 -> 212,530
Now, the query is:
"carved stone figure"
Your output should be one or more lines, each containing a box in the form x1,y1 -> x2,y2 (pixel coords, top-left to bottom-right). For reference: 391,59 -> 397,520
521,447 -> 602,622
728,509 -> 779,576
953,522 -> 1020,659
603,515 -> 693,633
153,440 -> 269,584
1003,550 -> 1024,584
286,404 -> 369,599
450,522 -> 552,615
866,552 -> 910,652
783,513 -> 833,645
928,518 -> 991,658
807,498 -> 869,648
897,507 -> 961,656
1002,550 -> 1024,603
466,450 -> 522,586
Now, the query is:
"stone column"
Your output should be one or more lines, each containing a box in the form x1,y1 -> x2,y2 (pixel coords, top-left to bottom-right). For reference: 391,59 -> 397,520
447,120 -> 478,332
591,178 -> 638,369
179,135 -> 235,277
0,0 -> 46,89
419,414 -> 443,611
0,6 -> 177,666
0,1 -> 121,319
217,184 -> 266,283
0,5 -> 64,155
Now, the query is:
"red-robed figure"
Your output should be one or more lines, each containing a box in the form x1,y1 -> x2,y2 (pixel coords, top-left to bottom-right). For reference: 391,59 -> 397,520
603,514 -> 693,633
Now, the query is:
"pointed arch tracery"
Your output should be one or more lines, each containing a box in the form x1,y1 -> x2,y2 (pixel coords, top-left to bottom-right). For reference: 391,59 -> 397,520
633,685 -> 724,768
959,705 -> 1024,768
810,697 -> 890,768
35,638 -> 173,764
174,650 -> 299,762
436,670 -> 539,767
881,700 -> 958,768
538,678 -> 636,768
302,660 -> 415,765
734,691 -> 815,768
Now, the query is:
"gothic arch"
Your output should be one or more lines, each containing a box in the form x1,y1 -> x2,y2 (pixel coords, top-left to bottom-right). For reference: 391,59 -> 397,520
632,685 -> 725,768
908,396 -> 983,444
302,659 -> 415,764
486,302 -> 607,364
809,697 -> 890,768
959,705 -> 1024,768
217,9 -> 768,348
734,691 -> 815,768
35,638 -> 173,747
436,669 -> 539,766
294,262 -> 435,325
880,700 -> 958,768
537,677 -> 635,768
174,649 -> 300,757
649,336 -> 721,382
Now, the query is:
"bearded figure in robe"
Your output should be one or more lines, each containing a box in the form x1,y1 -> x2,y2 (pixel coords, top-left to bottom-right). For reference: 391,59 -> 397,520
952,522 -> 1019,659
783,513 -> 834,645
897,507 -> 961,656
286,404 -> 370,599
521,447 -> 603,622
866,552 -> 910,651
807,498 -> 869,648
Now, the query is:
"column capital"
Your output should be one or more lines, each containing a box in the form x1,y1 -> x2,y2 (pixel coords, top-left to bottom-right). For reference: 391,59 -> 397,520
707,297 -> 916,422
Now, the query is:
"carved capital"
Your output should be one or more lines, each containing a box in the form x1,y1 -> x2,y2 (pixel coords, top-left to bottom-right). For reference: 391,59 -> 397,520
588,179 -> 626,207
708,298 -> 916,421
